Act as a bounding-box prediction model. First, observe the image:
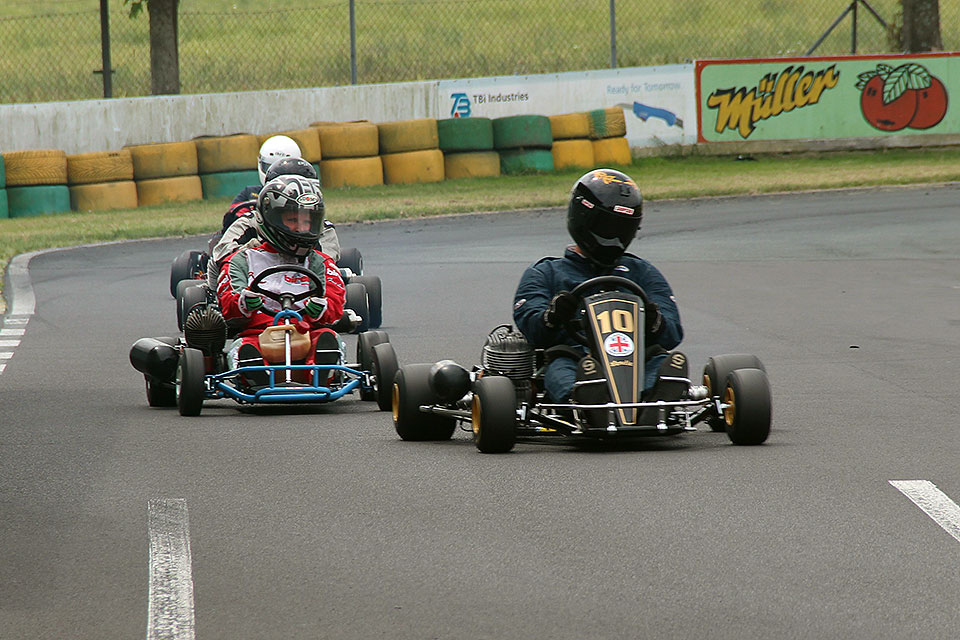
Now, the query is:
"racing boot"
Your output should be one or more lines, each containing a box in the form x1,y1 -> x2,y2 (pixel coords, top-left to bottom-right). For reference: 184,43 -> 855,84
571,355 -> 610,430
313,329 -> 341,386
639,351 -> 689,425
238,343 -> 269,389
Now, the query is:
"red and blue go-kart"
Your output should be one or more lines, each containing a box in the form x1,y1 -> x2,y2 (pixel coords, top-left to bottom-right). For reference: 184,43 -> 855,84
389,276 -> 772,453
131,265 -> 399,417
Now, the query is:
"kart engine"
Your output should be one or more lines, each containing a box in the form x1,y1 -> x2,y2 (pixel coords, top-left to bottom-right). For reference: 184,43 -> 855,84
184,306 -> 227,356
481,325 -> 535,399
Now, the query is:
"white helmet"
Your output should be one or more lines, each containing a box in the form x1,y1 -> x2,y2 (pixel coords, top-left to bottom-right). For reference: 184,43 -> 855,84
257,135 -> 301,185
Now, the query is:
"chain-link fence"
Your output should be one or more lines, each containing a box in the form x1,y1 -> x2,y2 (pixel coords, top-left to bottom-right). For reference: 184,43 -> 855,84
1,0 -> 956,105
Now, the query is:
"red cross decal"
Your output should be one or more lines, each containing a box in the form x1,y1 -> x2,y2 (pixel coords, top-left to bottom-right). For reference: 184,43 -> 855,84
609,335 -> 631,354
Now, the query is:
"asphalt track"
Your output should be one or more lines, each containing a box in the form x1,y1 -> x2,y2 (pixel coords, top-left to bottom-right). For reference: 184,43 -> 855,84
2,184 -> 960,639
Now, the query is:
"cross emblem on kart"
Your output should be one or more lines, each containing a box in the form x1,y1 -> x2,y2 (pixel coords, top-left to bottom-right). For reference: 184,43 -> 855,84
604,332 -> 634,356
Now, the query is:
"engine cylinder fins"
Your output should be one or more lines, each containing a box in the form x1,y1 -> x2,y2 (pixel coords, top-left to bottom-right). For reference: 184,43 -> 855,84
184,306 -> 227,356
481,324 -> 535,380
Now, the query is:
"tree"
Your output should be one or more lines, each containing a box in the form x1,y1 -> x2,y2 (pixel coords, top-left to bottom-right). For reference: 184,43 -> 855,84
899,0 -> 942,52
125,0 -> 181,95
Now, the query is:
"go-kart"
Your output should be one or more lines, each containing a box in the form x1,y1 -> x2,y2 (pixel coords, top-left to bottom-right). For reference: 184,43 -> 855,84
169,199 -> 383,330
130,264 -> 399,417
389,276 -> 772,453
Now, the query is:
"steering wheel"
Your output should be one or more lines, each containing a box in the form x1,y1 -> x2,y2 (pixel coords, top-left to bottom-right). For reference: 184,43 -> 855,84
565,276 -> 650,348
248,264 -> 325,316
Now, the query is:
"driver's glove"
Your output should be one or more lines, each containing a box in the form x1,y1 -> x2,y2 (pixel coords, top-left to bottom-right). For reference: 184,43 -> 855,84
645,299 -> 663,337
303,296 -> 328,319
239,288 -> 265,316
543,290 -> 578,329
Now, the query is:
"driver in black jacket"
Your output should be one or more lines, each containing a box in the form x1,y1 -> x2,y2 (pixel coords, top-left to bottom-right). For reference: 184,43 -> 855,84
513,168 -> 685,406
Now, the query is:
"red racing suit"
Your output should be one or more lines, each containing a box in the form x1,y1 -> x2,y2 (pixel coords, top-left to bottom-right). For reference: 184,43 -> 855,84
217,241 -> 345,363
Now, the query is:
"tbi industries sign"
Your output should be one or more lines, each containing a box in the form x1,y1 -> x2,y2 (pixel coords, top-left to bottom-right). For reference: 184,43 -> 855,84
696,53 -> 958,142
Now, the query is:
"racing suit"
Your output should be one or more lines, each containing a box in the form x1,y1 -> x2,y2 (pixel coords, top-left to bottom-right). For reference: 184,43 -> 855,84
218,242 -> 346,364
513,246 -> 683,402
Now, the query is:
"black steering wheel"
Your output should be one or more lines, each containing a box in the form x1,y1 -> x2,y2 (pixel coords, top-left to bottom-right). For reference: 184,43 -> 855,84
248,264 -> 324,316
565,275 -> 650,348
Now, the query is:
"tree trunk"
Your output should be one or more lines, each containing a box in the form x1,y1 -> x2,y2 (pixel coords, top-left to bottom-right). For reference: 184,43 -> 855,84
148,0 -> 180,95
901,0 -> 942,52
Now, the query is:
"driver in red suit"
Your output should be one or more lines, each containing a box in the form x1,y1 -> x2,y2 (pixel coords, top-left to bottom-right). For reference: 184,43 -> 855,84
217,174 -> 345,384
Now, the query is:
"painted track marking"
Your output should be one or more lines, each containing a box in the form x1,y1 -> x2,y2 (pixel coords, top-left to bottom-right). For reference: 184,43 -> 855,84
890,480 -> 960,544
147,499 -> 196,640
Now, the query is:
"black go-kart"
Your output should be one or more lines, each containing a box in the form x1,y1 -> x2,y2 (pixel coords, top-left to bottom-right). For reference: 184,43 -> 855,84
389,276 -> 772,453
131,264 -> 400,417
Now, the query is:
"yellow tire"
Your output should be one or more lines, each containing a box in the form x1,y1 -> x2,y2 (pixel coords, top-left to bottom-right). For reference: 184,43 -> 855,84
551,139 -> 595,171
126,141 -> 198,180
549,113 -> 591,140
318,156 -> 383,188
194,135 -> 259,174
588,107 -> 628,139
314,122 -> 379,158
136,175 -> 203,206
67,150 -> 134,185
257,129 -> 322,163
382,149 -> 444,185
443,151 -> 500,180
591,137 -> 632,166
3,149 -> 68,186
378,119 -> 439,154
69,180 -> 138,211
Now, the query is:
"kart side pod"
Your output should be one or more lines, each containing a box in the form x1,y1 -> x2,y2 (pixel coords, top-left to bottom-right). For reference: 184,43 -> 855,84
129,337 -> 179,382
428,360 -> 471,403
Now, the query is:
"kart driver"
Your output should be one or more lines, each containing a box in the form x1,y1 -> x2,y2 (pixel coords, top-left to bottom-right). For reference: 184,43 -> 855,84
217,174 -> 345,386
513,168 -> 686,410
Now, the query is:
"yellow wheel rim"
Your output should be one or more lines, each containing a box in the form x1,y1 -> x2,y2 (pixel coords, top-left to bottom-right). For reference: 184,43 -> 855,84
703,373 -> 713,396
471,395 -> 482,436
391,383 -> 400,422
723,385 -> 736,427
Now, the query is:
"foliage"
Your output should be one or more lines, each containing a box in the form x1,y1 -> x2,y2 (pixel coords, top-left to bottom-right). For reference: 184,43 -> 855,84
123,0 -> 146,19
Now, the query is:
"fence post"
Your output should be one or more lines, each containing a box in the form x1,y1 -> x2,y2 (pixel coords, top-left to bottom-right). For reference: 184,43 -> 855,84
350,0 -> 357,85
98,0 -> 113,98
609,0 -> 617,68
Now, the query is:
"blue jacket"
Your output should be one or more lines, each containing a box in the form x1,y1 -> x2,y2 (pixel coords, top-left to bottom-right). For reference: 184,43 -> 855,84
513,246 -> 682,352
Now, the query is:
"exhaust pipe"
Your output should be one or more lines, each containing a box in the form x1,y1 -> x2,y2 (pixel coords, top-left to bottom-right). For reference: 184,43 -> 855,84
129,337 -> 179,382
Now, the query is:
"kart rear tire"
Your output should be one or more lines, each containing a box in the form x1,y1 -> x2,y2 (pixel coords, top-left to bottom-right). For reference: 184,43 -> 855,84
703,354 -> 766,432
345,282 -> 369,333
472,376 -> 517,453
351,275 -> 382,328
371,342 -> 399,411
145,374 -> 177,407
357,330 -> 390,401
722,368 -> 771,445
177,347 -> 206,417
177,282 -> 210,332
393,363 -> 456,441
338,247 -> 363,275
170,249 -> 208,298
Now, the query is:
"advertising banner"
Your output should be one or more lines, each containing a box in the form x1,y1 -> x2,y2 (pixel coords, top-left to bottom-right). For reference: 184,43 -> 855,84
438,65 -> 698,148
697,52 -> 960,143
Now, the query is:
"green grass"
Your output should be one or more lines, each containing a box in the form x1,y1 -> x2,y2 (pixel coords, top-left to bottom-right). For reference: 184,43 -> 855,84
3,147 -> 959,307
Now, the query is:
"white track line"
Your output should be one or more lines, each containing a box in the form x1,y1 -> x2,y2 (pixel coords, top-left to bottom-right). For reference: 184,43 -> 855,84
890,480 -> 960,544
147,499 -> 196,640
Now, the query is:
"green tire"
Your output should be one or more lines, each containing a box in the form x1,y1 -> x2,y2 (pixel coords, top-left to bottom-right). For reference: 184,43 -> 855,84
0,189 -> 7,219
492,115 -> 553,150
199,170 -> 259,200
437,117 -> 494,152
0,153 -> 5,187
7,184 -> 70,217
499,148 -> 554,174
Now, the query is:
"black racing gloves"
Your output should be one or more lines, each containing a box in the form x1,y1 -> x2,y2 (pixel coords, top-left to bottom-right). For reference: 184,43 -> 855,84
645,299 -> 663,337
543,291 -> 578,329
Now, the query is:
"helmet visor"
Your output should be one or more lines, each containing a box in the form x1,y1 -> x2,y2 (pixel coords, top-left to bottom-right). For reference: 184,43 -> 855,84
264,206 -> 323,238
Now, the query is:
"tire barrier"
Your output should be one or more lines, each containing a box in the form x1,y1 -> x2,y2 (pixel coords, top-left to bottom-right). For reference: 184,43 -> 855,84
0,189 -> 7,219
549,113 -> 592,140
382,149 -> 444,185
257,129 -> 323,163
7,184 -> 71,217
443,151 -> 501,180
319,156 -> 384,188
551,139 -> 595,171
136,175 -> 203,206
591,137 -> 632,166
378,119 -> 439,155
194,134 -> 259,174
126,141 -> 199,180
437,117 -> 494,152
3,149 -> 68,186
499,148 -> 554,174
587,107 -> 627,139
67,150 -> 134,185
69,180 -> 139,212
199,169 -> 260,200
313,122 -> 379,158
492,115 -> 553,150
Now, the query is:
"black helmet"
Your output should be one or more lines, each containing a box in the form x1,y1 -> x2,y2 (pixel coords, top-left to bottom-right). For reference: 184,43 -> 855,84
264,157 -> 318,183
567,168 -> 643,268
255,175 -> 325,257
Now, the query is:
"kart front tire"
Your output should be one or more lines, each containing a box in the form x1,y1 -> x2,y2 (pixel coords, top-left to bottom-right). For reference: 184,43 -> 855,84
357,330 -> 389,401
338,247 -> 363,275
703,354 -> 765,432
177,282 -> 209,332
472,376 -> 517,453
722,368 -> 771,445
393,363 -> 456,441
371,342 -> 399,411
170,249 -> 207,298
145,374 -> 177,407
177,347 -> 206,417
345,282 -> 370,333
350,275 -> 383,329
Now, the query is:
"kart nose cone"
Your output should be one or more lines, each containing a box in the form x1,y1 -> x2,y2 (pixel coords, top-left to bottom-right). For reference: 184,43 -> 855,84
428,360 -> 471,403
